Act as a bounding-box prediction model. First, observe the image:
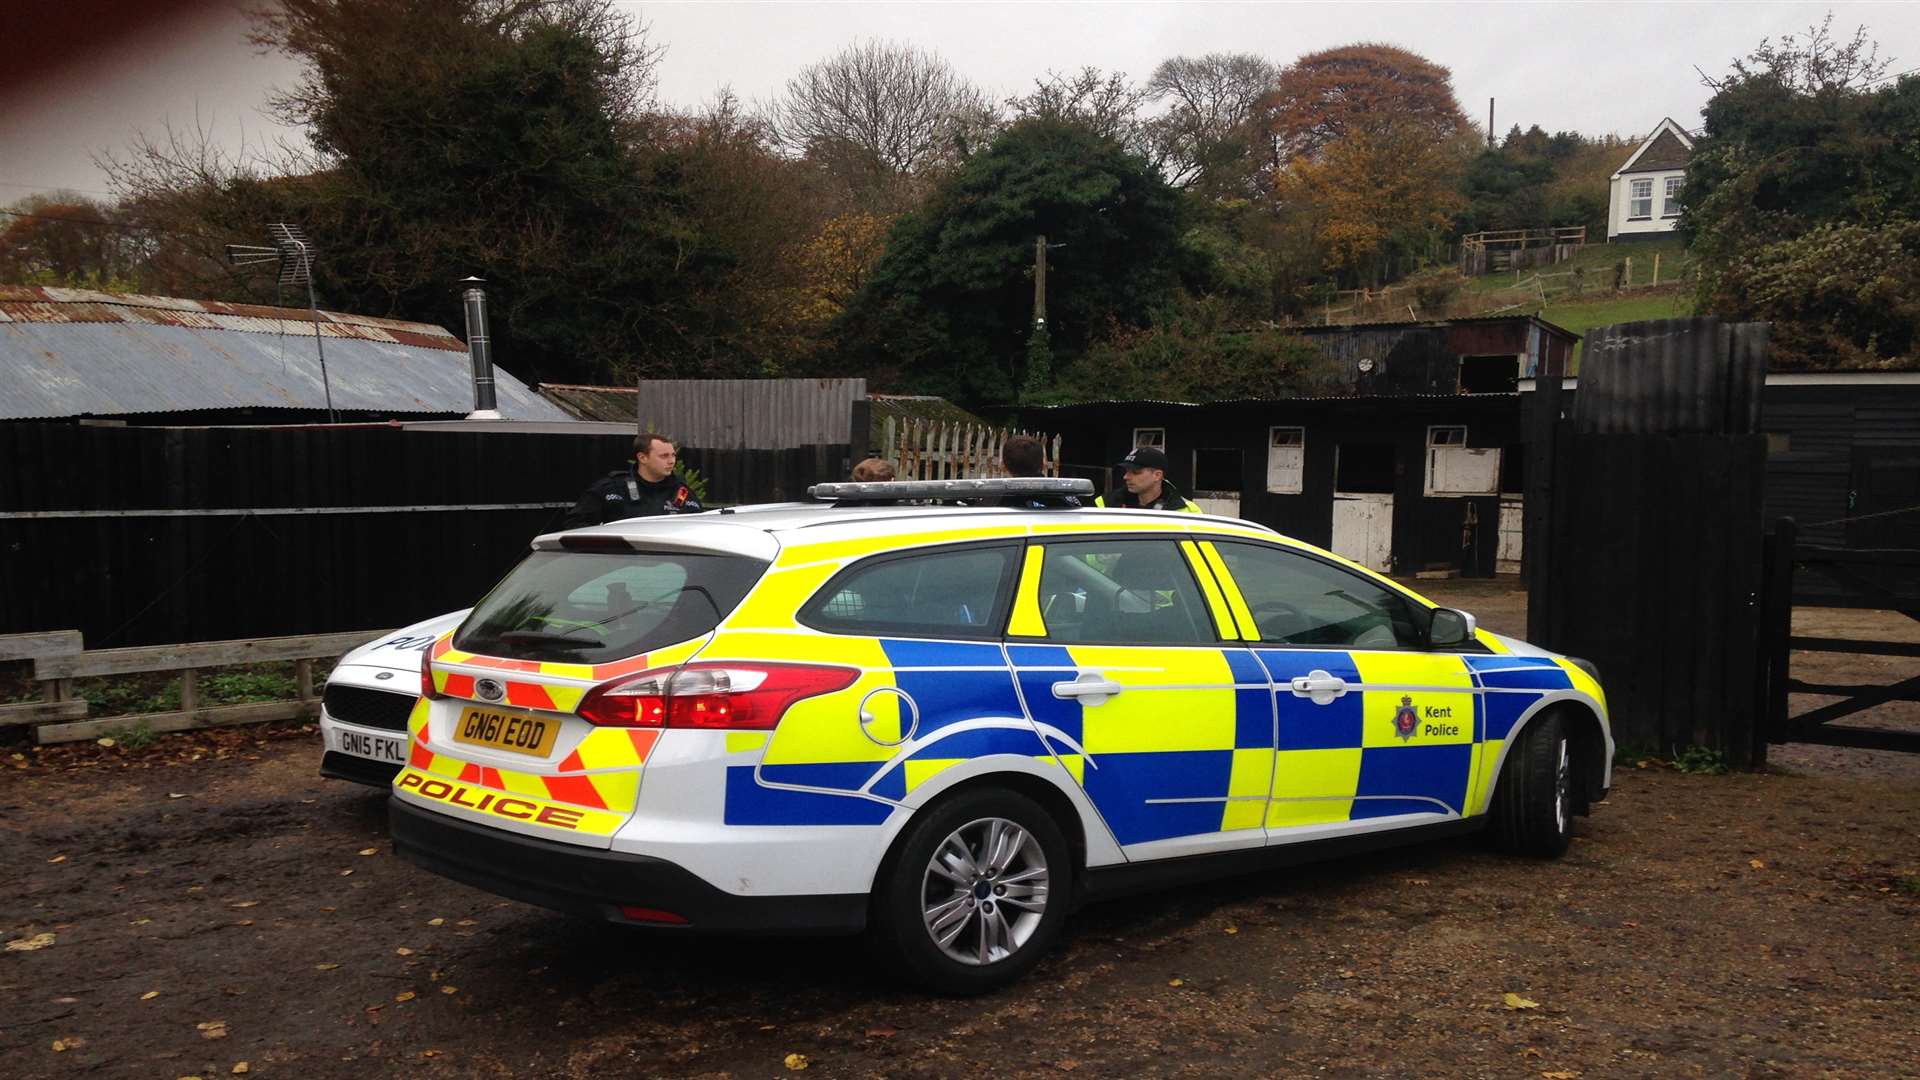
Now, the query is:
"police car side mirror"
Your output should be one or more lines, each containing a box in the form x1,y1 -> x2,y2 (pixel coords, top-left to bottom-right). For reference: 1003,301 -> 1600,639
1428,608 -> 1476,648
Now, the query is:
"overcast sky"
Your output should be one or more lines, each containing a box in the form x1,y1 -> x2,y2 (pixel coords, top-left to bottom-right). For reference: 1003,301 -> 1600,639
3,0 -> 1915,203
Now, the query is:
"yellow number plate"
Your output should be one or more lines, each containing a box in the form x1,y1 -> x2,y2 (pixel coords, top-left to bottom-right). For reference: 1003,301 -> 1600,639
452,706 -> 560,758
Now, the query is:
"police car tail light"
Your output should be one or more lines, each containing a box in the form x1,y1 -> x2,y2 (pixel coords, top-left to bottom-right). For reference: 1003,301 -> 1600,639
420,647 -> 442,701
577,663 -> 858,730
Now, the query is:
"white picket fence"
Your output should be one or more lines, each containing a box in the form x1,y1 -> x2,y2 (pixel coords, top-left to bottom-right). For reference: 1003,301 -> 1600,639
882,418 -> 1062,480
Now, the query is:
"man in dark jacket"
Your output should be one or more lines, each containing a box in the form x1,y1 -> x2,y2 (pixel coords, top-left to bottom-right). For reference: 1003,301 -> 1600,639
562,433 -> 702,528
1095,445 -> 1201,512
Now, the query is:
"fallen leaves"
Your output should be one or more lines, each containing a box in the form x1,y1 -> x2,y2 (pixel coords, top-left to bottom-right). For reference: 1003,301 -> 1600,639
315,963 -> 340,971
48,855 -> 67,864
428,918 -> 445,927
865,1026 -> 896,1038
197,1019 -> 230,1040
1168,978 -> 1184,987
142,991 -> 161,1001
358,848 -> 378,856
52,1037 -> 79,1052
1223,926 -> 1239,935
784,1052 -> 810,1071
440,985 -> 458,995
396,947 -> 415,956
1541,1072 -> 1579,1079
339,869 -> 354,877
1749,859 -> 1767,870
97,737 -> 116,748
1503,993 -> 1541,1011
229,901 -> 260,909
232,1063 -> 251,1075
394,991 -> 417,1003
6,932 -> 56,952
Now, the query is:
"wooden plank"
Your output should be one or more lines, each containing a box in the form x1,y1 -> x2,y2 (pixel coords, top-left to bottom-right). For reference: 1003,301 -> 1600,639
35,699 -> 321,745
1782,725 -> 1920,754
0,699 -> 89,726
1789,636 -> 1920,657
0,630 -> 82,661
34,629 -> 387,680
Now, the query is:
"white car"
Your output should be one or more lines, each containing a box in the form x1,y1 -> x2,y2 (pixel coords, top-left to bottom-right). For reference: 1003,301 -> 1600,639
388,479 -> 1611,993
320,611 -> 467,786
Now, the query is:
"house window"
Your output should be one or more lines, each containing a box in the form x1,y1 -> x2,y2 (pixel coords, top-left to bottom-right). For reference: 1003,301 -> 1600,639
1629,179 -> 1653,219
1131,427 -> 1166,450
1663,176 -> 1683,217
1425,426 -> 1501,496
1266,427 -> 1305,494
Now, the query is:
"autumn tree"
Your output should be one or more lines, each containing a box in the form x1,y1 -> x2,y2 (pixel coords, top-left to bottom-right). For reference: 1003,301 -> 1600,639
0,194 -> 146,289
1263,44 -> 1471,284
769,40 -> 994,212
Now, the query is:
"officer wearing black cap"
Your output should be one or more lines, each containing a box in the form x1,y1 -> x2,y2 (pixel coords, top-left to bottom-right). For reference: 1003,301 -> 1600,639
1095,445 -> 1202,512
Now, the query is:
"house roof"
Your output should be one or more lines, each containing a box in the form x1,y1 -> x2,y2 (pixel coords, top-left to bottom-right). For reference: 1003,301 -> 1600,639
1283,314 -> 1581,342
1615,118 -> 1695,176
538,383 -> 635,423
0,286 -> 567,421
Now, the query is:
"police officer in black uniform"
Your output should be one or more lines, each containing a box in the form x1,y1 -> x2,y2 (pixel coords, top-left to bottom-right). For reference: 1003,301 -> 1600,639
563,432 -> 703,528
1095,446 -> 1201,512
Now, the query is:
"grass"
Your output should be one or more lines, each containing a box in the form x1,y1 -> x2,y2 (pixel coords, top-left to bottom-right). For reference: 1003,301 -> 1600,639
1537,288 -> 1698,370
68,662 -> 331,717
1466,235 -> 1691,295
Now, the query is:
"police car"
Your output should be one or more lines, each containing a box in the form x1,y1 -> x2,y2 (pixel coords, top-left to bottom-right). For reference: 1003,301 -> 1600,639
389,478 -> 1610,994
320,611 -> 467,785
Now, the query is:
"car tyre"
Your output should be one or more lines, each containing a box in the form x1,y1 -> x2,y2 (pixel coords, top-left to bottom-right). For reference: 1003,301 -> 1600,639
869,788 -> 1071,995
1489,712 -> 1573,858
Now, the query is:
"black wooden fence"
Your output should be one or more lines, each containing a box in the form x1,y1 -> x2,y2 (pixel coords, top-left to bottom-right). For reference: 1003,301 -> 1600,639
0,424 -> 849,647
1526,318 -> 1771,765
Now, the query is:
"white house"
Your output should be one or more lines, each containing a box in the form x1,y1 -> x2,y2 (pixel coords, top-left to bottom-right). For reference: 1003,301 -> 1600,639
1607,117 -> 1694,242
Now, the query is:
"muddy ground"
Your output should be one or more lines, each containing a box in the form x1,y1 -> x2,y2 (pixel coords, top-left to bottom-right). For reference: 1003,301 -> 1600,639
4,581 -> 1917,1079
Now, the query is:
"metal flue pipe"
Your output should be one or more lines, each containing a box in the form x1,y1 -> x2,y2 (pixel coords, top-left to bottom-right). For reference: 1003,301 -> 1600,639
460,277 -> 502,420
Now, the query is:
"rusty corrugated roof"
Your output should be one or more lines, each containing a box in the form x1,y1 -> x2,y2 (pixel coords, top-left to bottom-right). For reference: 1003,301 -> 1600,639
0,287 -> 567,420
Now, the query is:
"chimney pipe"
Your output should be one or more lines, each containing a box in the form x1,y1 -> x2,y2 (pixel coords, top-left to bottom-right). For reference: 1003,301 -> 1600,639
460,276 -> 502,420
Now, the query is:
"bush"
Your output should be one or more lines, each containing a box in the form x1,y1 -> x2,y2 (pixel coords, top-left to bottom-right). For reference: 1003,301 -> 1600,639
1043,294 -> 1346,403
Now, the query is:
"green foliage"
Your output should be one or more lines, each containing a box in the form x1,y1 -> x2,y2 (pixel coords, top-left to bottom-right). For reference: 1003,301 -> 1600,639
1403,267 -> 1467,314
1685,18 -> 1920,367
1020,324 -> 1054,403
107,722 -> 160,751
1670,745 -> 1730,775
200,670 -> 298,706
1042,294 -> 1343,403
831,117 -> 1194,405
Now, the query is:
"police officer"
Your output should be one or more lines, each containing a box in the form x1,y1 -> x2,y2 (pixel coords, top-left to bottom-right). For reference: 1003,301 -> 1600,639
563,433 -> 702,528
1095,446 -> 1201,512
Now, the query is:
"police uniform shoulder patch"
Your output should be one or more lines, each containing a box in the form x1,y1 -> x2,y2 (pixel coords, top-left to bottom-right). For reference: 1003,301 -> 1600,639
1394,694 -> 1419,741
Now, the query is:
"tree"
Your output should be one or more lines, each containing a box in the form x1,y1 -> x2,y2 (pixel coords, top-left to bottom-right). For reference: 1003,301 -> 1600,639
1263,45 -> 1471,285
829,118 -> 1193,405
1142,53 -> 1280,195
1263,44 -> 1467,163
769,40 -> 993,212
1005,68 -> 1152,155
0,194 -> 146,289
1685,15 -> 1920,366
107,0 -> 819,385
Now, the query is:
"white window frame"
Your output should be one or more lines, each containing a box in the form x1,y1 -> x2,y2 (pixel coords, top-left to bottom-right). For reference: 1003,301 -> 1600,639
1629,178 -> 1653,220
1265,426 -> 1305,494
1662,176 -> 1683,218
1424,425 -> 1501,496
1131,427 -> 1166,450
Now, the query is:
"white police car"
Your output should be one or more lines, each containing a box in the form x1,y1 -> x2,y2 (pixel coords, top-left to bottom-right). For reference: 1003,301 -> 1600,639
320,611 -> 467,786
389,478 -> 1611,993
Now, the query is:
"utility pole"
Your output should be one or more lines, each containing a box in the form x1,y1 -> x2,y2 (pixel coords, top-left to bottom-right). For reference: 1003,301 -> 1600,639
1488,98 -> 1495,148
1032,234 -> 1048,330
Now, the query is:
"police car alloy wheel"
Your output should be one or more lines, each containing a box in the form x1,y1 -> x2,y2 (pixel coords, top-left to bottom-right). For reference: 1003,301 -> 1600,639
1489,712 -> 1574,858
872,788 -> 1070,995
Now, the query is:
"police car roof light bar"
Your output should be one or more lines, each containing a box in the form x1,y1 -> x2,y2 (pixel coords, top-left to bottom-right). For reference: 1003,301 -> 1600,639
808,477 -> 1095,503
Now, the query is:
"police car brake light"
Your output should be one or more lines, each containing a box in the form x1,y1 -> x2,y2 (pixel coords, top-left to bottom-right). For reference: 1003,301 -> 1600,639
420,646 -> 442,701
577,663 -> 858,730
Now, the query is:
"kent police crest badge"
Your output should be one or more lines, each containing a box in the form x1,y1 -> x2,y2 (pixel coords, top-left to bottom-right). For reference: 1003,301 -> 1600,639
1393,694 -> 1419,741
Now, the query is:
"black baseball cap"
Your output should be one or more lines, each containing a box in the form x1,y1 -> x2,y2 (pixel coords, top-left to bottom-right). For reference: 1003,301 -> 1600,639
1117,445 -> 1169,471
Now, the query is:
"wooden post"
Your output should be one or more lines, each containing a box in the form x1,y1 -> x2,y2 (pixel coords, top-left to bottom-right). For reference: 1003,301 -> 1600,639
1624,256 -> 1632,287
295,659 -> 315,702
1652,252 -> 1661,286
179,668 -> 199,714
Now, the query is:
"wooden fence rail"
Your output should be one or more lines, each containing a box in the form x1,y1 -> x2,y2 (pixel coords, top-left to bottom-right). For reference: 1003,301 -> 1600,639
1,628 -> 385,745
882,419 -> 1062,481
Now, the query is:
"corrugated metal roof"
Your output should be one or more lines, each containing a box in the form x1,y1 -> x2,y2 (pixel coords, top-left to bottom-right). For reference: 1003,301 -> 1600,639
0,321 -> 567,421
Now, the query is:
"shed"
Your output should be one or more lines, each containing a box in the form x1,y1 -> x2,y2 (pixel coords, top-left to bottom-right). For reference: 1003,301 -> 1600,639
0,286 -> 566,423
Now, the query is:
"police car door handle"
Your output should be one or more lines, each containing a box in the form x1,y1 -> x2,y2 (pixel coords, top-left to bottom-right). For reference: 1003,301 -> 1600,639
1054,672 -> 1124,706
1290,671 -> 1348,705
